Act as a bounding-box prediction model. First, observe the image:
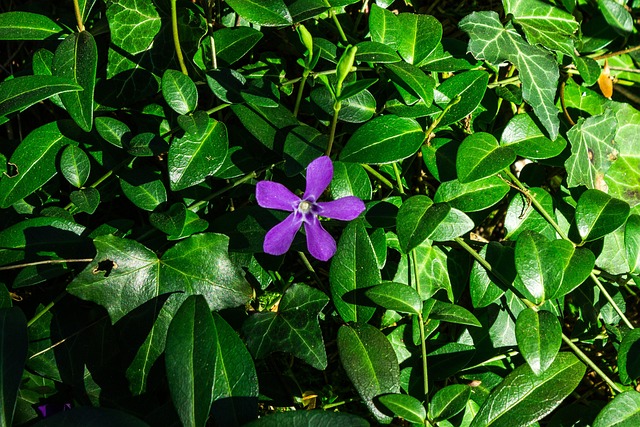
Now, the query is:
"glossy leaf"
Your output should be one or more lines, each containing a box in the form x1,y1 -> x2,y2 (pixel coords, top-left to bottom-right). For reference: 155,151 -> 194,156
429,384 -> 471,421
213,27 -> 263,65
434,70 -> 489,126
224,0 -> 292,26
396,195 -> 434,253
162,69 -> 197,115
428,300 -> 481,327
0,12 -> 64,40
243,283 -> 329,370
340,115 -> 423,164
377,393 -> 426,424
396,13 -> 442,65
460,11 -> 560,139
369,5 -> 401,49
330,220 -> 380,323
243,411 -> 369,426
311,86 -> 376,123
177,111 -> 210,138
165,296 -> 215,427
516,309 -> 562,375
95,117 -> 131,148
500,113 -> 566,159
149,203 -> 208,240
597,0 -> 633,35
70,188 -> 100,214
427,205 -> 475,241
355,41 -> 400,63
53,31 -> 97,131
168,118 -> 228,191
67,233 -> 252,323
626,215 -> 640,275
365,282 -> 422,315
0,75 -> 81,118
575,190 -> 630,243
434,176 -> 509,212
618,329 -> 640,385
119,166 -> 167,212
0,121 -> 75,208
457,132 -> 515,183
605,104 -> 640,211
59,145 -> 90,188
469,242 -> 514,308
338,323 -> 400,423
470,353 -> 585,427
593,391 -> 640,427
1,307 -> 28,427
504,188 -> 557,241
384,62 -> 434,106
331,162 -> 372,201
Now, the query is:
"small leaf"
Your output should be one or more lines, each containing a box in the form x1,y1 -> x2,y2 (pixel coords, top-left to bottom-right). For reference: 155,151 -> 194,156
224,0 -> 292,26
119,165 -> 167,212
355,41 -> 400,63
162,69 -> 198,115
593,391 -> 640,427
501,113 -> 568,160
504,188 -> 557,241
429,384 -> 471,421
95,117 -> 131,148
469,242 -> 513,308
396,195 -> 434,253
457,132 -> 515,183
516,309 -> 562,375
365,282 -> 422,315
213,27 -> 263,65
331,162 -> 372,201
60,145 -> 91,188
428,300 -> 481,327
0,12 -> 65,40
340,115 -> 423,164
70,188 -> 100,214
434,70 -> 489,127
369,4 -> 401,49
434,176 -> 509,212
618,329 -> 640,385
0,307 -> 28,427
338,323 -> 400,423
177,111 -> 210,138
427,205 -> 475,241
166,295 -> 215,427
150,203 -> 208,241
384,62 -> 434,106
0,75 -> 81,118
377,393 -> 426,424
575,190 -> 630,243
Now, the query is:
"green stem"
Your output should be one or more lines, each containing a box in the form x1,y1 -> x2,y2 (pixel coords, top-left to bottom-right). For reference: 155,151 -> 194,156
392,163 -> 405,195
561,334 -> 623,394
28,292 -> 67,327
72,0 -> 84,31
293,71 -> 310,118
64,158 -> 130,211
487,75 -> 521,89
0,258 -> 92,271
188,170 -> 259,211
424,95 -> 461,142
171,0 -> 188,75
325,102 -> 341,156
361,164 -> 394,190
205,103 -> 230,115
352,0 -> 369,32
330,9 -> 348,44
411,250 -> 429,401
590,272 -> 634,329
297,252 -> 327,294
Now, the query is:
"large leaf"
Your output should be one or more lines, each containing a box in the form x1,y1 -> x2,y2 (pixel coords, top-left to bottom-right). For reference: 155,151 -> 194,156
243,283 -> 329,370
378,393 -> 426,424
0,12 -> 65,40
53,31 -> 97,131
369,4 -> 401,49
503,0 -> 578,56
0,75 -> 81,118
618,330 -> 640,385
338,323 -> 400,423
384,62 -> 434,106
515,308 -> 561,375
597,0 -> 634,35
434,176 -> 509,212
224,0 -> 292,26
67,233 -> 252,323
593,391 -> 640,427
212,27 -> 263,66
0,121 -> 75,208
456,132 -> 515,183
365,282 -> 422,315
330,220 -> 380,323
1,308 -> 27,427
459,11 -> 560,139
396,195 -> 434,253
429,384 -> 471,421
565,109 -> 617,190
396,13 -> 442,65
340,115 -> 423,164
575,190 -> 630,243
500,113 -> 566,159
470,353 -> 585,427
165,296 -> 216,427
168,118 -> 228,191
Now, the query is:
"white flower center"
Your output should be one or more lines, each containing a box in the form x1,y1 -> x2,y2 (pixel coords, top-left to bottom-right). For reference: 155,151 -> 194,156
298,200 -> 312,213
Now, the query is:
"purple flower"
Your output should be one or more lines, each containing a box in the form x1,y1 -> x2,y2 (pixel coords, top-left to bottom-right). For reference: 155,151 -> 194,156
256,156 -> 365,261
37,402 -> 72,418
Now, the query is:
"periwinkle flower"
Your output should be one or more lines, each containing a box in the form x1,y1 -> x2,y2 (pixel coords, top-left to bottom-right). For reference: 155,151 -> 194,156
256,156 -> 365,261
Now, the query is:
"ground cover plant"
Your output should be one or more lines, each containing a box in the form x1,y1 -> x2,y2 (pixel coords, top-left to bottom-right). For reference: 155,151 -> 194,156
1,0 -> 640,425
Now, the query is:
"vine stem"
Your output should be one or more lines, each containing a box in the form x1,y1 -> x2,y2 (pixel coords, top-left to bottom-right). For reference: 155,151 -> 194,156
171,0 -> 188,75
0,259 -> 92,271
453,237 -> 624,395
28,292 -> 67,327
411,250 -> 429,403
392,163 -> 405,195
325,102 -> 341,156
72,0 -> 84,31
424,95 -> 461,142
361,164 -> 394,190
293,71 -> 309,118
330,8 -> 348,44
590,272 -> 634,330
188,170 -> 258,211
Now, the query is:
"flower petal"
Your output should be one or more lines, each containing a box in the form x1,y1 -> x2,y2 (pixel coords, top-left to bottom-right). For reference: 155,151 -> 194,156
263,213 -> 302,256
304,217 -> 337,261
303,156 -> 333,202
316,196 -> 365,220
256,181 -> 299,211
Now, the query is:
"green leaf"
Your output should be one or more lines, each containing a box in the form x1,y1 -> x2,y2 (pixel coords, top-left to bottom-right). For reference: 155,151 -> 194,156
369,4 -> 401,50
340,115 -> 423,164
0,75 -> 81,118
575,190 -> 630,243
30,407 -> 150,426
53,31 -> 97,131
213,27 -> 263,66
565,109 -> 617,190
574,56 -> 601,86
516,309 -> 562,375
427,205 -> 475,241
162,69 -> 198,115
365,282 -> 422,315
503,0 -> 578,56
119,166 -> 166,212
460,11 -> 560,139
331,162 -> 372,201
330,220 -> 380,323
457,132 -> 515,183
618,330 -> 640,385
433,176 -> 509,212
0,12 -> 65,40
311,87 -> 376,123
243,410 -> 369,426
70,188 -> 100,215
338,323 -> 400,423
593,391 -> 640,427
224,0 -> 292,26
429,384 -> 471,421
396,195 -> 434,253
166,296 -> 215,427
0,121 -> 75,208
428,300 -> 482,327
95,117 -> 131,148
504,188 -> 557,241
626,215 -> 640,275
243,283 -> 329,370
469,242 -> 513,308
384,62 -> 434,106
177,111 -> 210,138
1,307 -> 27,427
434,70 -> 489,126
597,0 -> 634,35
168,118 -> 228,191
396,13 -> 442,65
355,41 -> 400,63
377,393 -> 426,424
60,145 -> 91,188
67,233 -> 252,323
150,203 -> 208,240
551,246 -> 595,300
500,113 -> 567,160
470,353 -> 585,427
